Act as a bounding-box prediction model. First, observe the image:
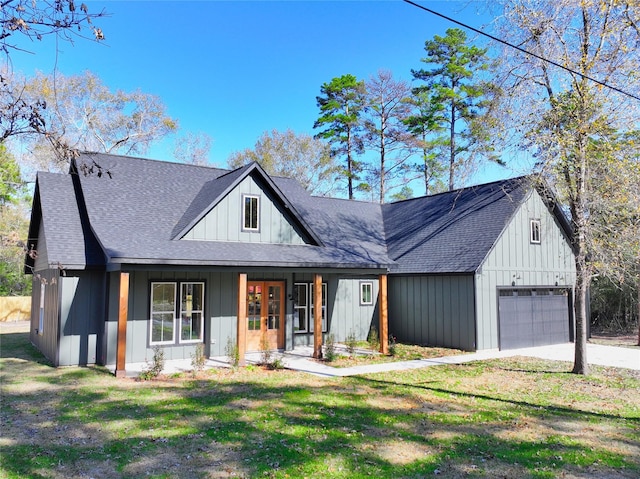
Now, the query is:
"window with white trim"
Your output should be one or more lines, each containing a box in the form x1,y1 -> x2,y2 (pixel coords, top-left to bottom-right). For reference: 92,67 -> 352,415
38,282 -> 45,335
294,282 -> 327,333
150,281 -> 204,345
530,219 -> 541,244
180,282 -> 204,342
360,282 -> 373,305
243,194 -> 260,231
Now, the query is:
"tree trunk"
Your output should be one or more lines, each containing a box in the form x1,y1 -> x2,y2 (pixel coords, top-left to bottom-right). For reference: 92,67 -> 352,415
347,129 -> 353,200
572,256 -> 590,375
449,102 -> 455,191
423,147 -> 429,195
379,131 -> 386,204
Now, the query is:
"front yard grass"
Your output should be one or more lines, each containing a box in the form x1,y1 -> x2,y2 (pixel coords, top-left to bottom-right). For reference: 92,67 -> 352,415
323,342 -> 467,367
1,329 -> 638,479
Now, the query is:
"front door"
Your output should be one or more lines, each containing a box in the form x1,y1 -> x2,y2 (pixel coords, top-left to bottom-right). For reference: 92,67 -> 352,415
246,281 -> 285,351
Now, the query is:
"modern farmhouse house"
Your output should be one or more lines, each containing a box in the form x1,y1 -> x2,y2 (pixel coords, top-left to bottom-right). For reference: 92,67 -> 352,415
26,153 -> 576,375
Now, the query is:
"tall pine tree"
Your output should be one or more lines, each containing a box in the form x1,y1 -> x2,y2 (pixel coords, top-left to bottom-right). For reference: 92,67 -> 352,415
412,28 -> 496,191
314,75 -> 366,200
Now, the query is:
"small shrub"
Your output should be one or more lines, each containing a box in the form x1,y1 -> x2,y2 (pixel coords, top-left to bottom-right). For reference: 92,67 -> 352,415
259,334 -> 272,366
139,346 -> 164,380
388,335 -> 397,356
224,336 -> 240,368
345,330 -> 357,357
268,357 -> 285,370
191,343 -> 206,375
324,333 -> 337,362
368,327 -> 380,352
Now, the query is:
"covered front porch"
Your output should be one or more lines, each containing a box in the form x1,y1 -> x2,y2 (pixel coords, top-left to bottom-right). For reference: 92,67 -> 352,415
112,270 -> 389,378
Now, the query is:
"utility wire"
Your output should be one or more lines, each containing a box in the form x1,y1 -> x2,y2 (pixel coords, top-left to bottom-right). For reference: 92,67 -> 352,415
403,0 -> 640,102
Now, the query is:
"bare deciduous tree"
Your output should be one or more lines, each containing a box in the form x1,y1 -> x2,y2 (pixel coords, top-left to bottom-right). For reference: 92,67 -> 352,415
493,0 -> 640,374
228,129 -> 340,196
363,70 -> 415,204
18,70 -> 178,172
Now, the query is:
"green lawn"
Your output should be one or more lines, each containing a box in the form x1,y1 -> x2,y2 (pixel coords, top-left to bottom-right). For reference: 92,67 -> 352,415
1,330 -> 638,479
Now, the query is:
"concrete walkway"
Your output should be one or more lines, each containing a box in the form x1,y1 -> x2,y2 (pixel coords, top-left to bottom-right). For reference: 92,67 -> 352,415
3,322 -> 636,377
264,343 -> 640,377
116,342 -> 639,378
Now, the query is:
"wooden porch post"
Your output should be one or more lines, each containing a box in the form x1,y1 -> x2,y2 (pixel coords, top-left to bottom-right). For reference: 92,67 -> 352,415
379,273 -> 389,355
313,273 -> 323,359
237,273 -> 247,366
115,272 -> 129,378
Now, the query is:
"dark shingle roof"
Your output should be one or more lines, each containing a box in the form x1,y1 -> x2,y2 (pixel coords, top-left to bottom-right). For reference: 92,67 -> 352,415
382,177 -> 531,274
72,153 -> 391,269
28,172 -> 104,269
30,153 -> 548,275
171,164 -> 251,239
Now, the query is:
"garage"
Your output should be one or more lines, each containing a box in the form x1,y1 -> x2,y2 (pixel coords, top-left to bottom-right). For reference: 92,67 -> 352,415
498,288 -> 572,350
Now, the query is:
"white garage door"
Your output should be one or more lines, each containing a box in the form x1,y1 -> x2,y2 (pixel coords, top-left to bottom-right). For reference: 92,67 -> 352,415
498,288 -> 571,350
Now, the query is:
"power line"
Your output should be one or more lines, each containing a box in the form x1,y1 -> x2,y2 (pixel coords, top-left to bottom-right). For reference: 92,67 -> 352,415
403,0 -> 640,102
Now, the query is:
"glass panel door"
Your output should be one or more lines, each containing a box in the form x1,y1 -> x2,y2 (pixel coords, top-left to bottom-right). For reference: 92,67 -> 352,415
245,281 -> 284,351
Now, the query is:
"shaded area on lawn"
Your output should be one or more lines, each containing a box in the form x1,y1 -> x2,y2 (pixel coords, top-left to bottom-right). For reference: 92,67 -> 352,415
1,330 -> 639,479
0,331 -> 50,363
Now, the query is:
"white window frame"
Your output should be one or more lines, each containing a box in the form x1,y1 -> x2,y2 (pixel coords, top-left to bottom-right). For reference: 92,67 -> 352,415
150,281 -> 205,346
311,282 -> 328,333
38,282 -> 45,335
179,282 -> 205,343
294,282 -> 327,333
150,282 -> 177,346
293,283 -> 308,333
360,281 -> 373,305
530,219 -> 541,244
242,194 -> 260,231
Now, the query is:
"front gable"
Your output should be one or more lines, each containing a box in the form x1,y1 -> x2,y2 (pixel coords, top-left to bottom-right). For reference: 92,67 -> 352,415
178,164 -> 319,246
181,174 -> 308,244
480,188 -> 576,274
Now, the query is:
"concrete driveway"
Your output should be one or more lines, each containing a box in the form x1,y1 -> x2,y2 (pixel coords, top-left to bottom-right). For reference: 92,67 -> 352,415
498,342 -> 640,371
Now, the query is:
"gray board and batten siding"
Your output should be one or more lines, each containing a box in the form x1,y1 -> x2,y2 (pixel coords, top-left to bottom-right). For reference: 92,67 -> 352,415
29,269 -> 60,365
102,269 -> 381,366
29,269 -> 106,367
181,175 -> 307,245
475,190 -> 576,350
387,185 -> 576,352
389,275 -> 476,351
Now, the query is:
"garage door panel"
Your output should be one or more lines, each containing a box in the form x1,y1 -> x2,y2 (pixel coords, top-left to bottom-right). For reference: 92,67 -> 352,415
499,295 -> 532,349
499,288 -> 570,350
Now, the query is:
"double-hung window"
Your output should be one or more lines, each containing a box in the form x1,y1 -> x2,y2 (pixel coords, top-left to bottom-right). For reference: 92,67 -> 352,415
293,282 -> 327,333
150,281 -> 204,345
243,194 -> 260,231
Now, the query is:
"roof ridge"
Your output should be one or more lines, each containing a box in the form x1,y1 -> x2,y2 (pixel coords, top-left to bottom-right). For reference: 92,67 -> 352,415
386,175 -> 532,206
78,151 -> 229,174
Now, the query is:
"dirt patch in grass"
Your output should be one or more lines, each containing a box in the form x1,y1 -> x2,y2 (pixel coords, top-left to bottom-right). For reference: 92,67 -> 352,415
2,326 -> 639,479
590,331 -> 639,349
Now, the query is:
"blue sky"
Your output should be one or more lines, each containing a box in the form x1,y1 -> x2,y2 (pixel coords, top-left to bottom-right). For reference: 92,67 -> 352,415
10,0 -> 519,188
